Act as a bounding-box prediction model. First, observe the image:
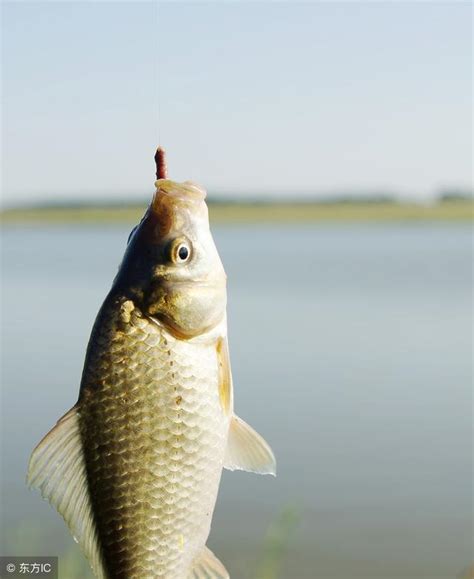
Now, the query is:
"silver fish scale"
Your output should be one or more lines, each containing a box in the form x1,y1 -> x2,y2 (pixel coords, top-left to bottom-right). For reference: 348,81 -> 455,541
79,297 -> 229,579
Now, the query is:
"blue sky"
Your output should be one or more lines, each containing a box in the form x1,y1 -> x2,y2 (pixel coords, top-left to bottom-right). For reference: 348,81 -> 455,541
2,1 -> 472,205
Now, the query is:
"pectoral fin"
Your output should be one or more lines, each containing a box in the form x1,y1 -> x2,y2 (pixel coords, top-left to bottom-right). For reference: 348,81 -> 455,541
216,336 -> 233,415
27,407 -> 105,579
224,415 -> 276,476
189,546 -> 229,579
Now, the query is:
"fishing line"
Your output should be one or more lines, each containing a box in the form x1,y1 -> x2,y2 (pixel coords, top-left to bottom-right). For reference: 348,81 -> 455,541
155,0 -> 162,148
154,0 -> 167,180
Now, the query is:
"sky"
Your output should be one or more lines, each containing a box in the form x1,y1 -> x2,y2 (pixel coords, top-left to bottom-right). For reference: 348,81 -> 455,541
2,1 -> 472,206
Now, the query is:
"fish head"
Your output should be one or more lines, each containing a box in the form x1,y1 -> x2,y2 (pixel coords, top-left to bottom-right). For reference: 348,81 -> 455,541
114,178 -> 227,338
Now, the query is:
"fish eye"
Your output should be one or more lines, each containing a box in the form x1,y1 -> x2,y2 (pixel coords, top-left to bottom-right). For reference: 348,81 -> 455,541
170,238 -> 192,264
178,245 -> 189,261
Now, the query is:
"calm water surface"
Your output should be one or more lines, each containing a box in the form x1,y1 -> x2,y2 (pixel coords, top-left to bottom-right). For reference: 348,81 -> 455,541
1,223 -> 472,579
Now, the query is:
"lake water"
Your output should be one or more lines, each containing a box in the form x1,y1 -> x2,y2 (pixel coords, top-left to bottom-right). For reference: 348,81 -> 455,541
1,222 -> 472,579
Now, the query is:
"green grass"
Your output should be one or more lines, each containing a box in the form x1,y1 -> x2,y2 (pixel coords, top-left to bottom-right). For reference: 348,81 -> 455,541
254,506 -> 300,579
1,200 -> 472,224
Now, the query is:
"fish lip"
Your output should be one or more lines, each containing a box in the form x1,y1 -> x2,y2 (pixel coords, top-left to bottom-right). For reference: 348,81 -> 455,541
152,179 -> 206,208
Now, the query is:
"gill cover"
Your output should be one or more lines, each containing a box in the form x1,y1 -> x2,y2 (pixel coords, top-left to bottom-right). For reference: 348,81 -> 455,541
114,155 -> 227,339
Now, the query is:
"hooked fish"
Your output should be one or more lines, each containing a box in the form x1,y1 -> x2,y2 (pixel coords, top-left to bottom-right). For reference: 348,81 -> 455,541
27,148 -> 276,579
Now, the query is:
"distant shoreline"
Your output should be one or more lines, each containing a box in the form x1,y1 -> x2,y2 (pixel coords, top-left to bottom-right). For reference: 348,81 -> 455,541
1,200 -> 472,224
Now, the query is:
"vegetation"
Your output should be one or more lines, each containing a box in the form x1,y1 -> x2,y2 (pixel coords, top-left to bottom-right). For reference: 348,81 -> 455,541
255,506 -> 299,579
1,199 -> 472,224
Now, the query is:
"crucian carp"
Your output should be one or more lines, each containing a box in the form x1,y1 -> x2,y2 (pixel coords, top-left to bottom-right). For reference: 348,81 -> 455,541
27,148 -> 276,579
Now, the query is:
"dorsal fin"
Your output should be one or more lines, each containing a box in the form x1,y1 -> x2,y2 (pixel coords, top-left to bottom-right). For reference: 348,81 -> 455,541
27,406 -> 106,579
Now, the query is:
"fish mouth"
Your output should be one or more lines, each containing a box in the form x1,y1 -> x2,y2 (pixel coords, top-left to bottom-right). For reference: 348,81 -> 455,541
143,179 -> 208,240
152,179 -> 206,208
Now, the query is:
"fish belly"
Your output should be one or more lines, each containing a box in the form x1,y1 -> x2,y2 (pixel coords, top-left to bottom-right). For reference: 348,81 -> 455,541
79,300 -> 229,579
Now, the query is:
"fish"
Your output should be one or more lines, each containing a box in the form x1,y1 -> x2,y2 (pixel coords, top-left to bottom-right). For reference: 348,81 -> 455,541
27,148 -> 276,579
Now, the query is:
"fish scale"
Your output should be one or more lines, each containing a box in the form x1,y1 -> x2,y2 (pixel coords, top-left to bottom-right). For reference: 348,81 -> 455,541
79,297 -> 229,578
